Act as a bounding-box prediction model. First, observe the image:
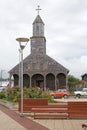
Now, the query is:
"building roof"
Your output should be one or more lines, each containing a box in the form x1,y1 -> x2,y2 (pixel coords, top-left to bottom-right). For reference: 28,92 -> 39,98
81,73 -> 87,77
33,15 -> 44,24
9,54 -> 69,75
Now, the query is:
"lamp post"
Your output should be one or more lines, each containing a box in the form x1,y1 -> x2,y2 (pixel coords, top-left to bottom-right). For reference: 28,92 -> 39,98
16,38 -> 29,117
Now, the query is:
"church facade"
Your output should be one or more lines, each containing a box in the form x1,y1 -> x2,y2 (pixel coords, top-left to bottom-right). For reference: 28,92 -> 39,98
9,13 -> 69,90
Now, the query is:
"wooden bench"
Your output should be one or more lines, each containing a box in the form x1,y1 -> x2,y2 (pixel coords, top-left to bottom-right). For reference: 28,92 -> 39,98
19,99 -> 87,119
18,98 -> 68,119
68,102 -> 87,118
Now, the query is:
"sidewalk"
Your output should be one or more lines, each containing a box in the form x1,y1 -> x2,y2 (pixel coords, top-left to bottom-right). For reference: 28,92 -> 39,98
0,105 -> 49,130
34,118 -> 87,130
0,110 -> 26,130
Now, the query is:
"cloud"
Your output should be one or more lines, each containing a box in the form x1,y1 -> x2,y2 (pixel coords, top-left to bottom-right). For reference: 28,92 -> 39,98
53,55 -> 87,79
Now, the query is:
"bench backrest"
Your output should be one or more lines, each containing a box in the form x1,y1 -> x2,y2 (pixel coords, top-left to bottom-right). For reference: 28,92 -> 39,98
68,101 -> 87,109
19,98 -> 48,111
68,102 -> 87,118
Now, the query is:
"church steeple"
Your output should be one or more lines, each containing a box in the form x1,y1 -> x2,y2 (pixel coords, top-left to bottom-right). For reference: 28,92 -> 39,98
31,6 -> 46,55
33,15 -> 44,36
33,5 -> 44,37
33,15 -> 44,24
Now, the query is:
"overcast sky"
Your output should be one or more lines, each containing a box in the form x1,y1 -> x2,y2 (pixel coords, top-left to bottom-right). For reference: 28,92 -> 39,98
0,0 -> 87,79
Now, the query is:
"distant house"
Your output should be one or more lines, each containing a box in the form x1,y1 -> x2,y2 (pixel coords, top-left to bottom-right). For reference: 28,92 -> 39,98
81,73 -> 87,82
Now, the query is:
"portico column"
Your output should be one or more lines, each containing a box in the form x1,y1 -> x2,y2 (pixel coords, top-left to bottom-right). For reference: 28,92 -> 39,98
44,75 -> 46,91
55,75 -> 57,90
30,75 -> 31,88
66,74 -> 68,90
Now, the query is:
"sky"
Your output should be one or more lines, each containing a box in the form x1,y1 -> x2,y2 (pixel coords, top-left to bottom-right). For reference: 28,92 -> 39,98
0,0 -> 87,79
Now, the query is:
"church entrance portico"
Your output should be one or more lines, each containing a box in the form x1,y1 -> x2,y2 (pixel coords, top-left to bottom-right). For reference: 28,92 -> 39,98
12,72 -> 67,90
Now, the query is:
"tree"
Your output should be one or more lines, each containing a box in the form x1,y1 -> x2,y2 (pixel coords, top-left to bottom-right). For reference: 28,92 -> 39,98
68,75 -> 80,91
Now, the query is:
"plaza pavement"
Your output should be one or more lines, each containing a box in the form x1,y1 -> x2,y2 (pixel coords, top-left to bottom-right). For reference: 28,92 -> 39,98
0,98 -> 87,130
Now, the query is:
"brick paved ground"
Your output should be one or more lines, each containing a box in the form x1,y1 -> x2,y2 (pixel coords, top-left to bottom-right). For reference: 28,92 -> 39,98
0,105 -> 49,130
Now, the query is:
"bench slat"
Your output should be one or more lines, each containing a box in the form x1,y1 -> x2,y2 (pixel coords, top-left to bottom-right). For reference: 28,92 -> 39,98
34,113 -> 68,119
31,107 -> 67,113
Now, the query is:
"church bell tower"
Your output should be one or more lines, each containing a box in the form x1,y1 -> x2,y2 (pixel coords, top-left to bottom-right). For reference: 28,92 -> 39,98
30,6 -> 46,55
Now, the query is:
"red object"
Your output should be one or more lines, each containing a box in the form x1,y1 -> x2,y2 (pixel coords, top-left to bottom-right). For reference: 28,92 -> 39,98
50,89 -> 70,98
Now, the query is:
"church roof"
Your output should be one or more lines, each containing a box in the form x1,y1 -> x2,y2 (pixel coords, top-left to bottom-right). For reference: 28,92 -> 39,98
9,54 -> 69,75
33,15 -> 44,24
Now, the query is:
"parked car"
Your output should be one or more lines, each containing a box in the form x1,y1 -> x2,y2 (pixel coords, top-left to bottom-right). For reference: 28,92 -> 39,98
50,89 -> 70,98
74,88 -> 87,98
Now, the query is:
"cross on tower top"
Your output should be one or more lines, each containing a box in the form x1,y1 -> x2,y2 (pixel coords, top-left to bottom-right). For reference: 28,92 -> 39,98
36,5 -> 42,15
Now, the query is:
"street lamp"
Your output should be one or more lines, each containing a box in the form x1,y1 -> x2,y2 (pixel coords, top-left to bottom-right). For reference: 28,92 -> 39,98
16,37 -> 29,117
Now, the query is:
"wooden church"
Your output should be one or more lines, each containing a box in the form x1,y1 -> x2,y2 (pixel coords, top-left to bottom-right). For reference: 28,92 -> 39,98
9,7 -> 69,90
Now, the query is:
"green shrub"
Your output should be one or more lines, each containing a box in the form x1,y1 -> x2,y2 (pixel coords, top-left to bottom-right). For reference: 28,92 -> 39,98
6,86 -> 54,103
6,86 -> 20,102
0,92 -> 6,99
41,91 -> 54,103
28,87 -> 43,98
